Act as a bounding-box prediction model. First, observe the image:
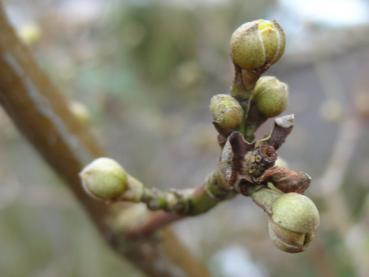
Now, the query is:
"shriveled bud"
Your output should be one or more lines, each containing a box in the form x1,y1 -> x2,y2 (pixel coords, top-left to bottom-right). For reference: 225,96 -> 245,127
210,94 -> 243,131
230,19 -> 285,70
260,167 -> 311,193
80,158 -> 127,200
253,76 -> 288,117
269,193 -> 320,253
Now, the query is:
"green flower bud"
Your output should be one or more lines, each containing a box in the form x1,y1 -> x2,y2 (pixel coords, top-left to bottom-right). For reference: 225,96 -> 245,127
269,193 -> 320,253
80,157 -> 127,201
230,19 -> 285,70
209,94 -> 243,131
253,76 -> 288,117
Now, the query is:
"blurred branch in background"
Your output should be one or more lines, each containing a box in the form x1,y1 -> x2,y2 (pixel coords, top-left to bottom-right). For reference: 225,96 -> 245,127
311,58 -> 369,277
317,116 -> 367,277
0,3 -> 210,277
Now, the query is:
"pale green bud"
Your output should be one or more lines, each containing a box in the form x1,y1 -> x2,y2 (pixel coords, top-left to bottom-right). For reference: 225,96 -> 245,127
230,19 -> 285,70
69,101 -> 90,125
269,193 -> 320,253
253,76 -> 288,117
80,157 -> 127,200
209,94 -> 243,131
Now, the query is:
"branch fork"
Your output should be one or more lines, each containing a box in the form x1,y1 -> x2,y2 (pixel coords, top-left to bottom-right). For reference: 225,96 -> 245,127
79,18 -> 319,255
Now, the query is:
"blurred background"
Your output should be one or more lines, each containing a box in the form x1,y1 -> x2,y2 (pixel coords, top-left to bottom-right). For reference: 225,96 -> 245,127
1,0 -> 369,276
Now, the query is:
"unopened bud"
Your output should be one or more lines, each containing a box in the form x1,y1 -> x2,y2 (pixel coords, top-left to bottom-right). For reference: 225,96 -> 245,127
269,193 -> 319,253
80,158 -> 127,200
70,101 -> 90,125
253,76 -> 288,117
209,94 -> 243,131
230,19 -> 285,70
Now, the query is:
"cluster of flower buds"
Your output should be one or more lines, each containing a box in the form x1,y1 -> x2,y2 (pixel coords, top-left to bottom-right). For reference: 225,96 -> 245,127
211,19 -> 320,253
211,20 -> 289,137
79,18 -> 320,256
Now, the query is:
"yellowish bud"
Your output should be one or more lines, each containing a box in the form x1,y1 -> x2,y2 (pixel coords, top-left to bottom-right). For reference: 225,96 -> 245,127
69,101 -> 90,125
230,19 -> 285,70
18,23 -> 41,45
80,158 -> 127,200
269,193 -> 320,253
209,94 -> 243,131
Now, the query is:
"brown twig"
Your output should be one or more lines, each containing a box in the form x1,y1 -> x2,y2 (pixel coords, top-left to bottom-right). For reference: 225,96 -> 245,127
266,114 -> 294,150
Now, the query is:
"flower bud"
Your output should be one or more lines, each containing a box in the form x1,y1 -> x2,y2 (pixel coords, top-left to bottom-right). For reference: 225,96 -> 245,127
253,76 -> 288,117
230,19 -> 285,70
69,101 -> 90,125
80,157 -> 127,201
269,193 -> 319,253
209,94 -> 243,131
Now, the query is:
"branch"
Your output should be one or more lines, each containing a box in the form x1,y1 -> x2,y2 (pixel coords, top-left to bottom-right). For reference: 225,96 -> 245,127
0,9 -> 320,270
118,171 -> 235,215
0,4 -> 210,277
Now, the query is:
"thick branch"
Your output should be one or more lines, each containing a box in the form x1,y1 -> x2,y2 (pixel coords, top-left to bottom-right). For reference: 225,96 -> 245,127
0,4 -> 210,277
